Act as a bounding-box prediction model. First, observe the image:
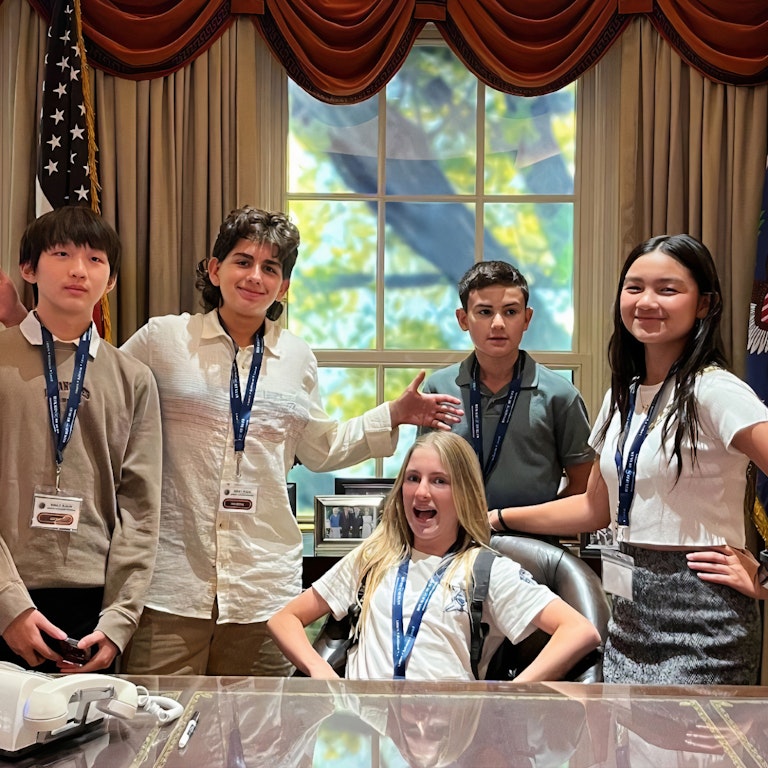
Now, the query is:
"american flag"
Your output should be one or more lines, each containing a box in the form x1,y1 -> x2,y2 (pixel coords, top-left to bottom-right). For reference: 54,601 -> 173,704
35,0 -> 110,338
36,0 -> 97,214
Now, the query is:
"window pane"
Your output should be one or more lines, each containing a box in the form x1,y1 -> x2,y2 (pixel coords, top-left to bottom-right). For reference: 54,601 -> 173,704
286,38 -> 579,462
383,201 -> 474,350
288,88 -> 378,195
287,200 -> 377,350
288,367 -> 377,518
386,46 -> 477,195
485,85 -> 576,195
484,202 -> 574,351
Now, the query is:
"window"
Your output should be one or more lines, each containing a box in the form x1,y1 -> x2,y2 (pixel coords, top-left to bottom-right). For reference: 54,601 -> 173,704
284,32 -> 620,520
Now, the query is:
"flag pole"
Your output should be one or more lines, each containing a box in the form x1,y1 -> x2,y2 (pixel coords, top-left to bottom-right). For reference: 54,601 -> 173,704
73,0 -> 111,343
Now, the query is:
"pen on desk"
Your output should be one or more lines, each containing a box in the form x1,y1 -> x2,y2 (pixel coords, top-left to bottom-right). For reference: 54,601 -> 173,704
178,710 -> 200,749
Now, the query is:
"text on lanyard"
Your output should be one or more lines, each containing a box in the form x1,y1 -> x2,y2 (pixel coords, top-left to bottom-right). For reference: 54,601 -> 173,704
392,551 -> 457,679
40,323 -> 92,479
470,355 -> 523,482
613,377 -> 671,528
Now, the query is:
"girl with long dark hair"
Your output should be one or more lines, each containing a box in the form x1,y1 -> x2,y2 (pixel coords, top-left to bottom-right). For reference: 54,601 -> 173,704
492,234 -> 768,684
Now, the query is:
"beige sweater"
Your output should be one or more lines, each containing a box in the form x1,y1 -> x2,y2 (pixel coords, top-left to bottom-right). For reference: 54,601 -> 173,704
0,316 -> 162,650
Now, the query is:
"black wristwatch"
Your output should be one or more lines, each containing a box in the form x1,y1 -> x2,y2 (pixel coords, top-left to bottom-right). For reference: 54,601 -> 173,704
758,550 -> 768,588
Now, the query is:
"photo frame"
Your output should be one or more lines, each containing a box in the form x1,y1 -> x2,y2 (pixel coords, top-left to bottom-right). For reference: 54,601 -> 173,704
580,525 -> 615,557
314,494 -> 386,556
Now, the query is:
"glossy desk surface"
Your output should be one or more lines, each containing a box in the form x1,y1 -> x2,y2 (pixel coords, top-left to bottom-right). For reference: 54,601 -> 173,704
3,676 -> 768,767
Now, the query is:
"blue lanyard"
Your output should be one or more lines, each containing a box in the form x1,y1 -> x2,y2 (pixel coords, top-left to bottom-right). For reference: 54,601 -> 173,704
392,551 -> 457,679
40,323 -> 92,470
227,326 -> 265,459
470,355 -> 523,481
613,378 -> 670,528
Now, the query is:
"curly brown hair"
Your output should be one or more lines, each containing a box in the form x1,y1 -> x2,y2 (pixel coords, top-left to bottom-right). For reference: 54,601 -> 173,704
195,206 -> 300,321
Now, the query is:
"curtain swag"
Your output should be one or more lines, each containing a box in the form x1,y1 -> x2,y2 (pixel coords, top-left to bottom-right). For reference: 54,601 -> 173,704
22,0 -> 768,100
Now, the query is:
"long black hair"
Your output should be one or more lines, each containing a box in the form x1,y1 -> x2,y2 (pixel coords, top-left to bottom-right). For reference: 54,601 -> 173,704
600,234 -> 728,478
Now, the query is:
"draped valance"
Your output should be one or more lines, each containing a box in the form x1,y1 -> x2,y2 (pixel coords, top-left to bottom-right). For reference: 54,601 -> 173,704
22,0 -> 768,100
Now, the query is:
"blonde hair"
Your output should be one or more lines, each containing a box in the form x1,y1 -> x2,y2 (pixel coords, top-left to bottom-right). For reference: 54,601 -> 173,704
387,694 -> 484,767
353,431 -> 491,633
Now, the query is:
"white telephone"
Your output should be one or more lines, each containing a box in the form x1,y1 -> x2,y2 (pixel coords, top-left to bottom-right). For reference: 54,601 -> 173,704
0,662 -> 139,757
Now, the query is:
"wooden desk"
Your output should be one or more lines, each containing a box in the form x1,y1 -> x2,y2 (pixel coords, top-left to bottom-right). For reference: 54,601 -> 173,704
3,677 -> 767,767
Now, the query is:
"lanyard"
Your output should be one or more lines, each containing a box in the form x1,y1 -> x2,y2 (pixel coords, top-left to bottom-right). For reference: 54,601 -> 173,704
40,323 -> 92,487
223,321 -> 264,477
470,355 -> 523,481
392,551 -> 457,679
613,377 -> 671,530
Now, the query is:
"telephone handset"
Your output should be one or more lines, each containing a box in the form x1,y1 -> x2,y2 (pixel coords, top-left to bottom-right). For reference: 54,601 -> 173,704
0,661 -> 180,757
24,671 -> 138,728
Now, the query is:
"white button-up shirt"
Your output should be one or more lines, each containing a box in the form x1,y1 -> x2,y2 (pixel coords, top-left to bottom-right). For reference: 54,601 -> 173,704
122,311 -> 398,622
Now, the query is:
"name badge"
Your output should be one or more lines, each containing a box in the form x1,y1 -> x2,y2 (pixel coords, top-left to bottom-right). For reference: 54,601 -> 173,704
31,487 -> 82,532
601,549 -> 634,601
218,482 -> 258,514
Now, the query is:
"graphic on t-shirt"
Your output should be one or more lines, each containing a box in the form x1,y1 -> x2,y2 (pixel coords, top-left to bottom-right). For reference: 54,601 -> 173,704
518,567 -> 536,584
444,585 -> 468,614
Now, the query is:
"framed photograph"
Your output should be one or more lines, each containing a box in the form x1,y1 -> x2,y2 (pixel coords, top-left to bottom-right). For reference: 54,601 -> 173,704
314,494 -> 386,556
580,526 -> 615,557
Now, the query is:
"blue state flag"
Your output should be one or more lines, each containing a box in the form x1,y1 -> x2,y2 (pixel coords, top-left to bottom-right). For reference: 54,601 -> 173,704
746,158 -> 768,520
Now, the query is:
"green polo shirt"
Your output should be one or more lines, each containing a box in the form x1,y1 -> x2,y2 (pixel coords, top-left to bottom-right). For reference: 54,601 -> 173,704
421,351 -> 594,509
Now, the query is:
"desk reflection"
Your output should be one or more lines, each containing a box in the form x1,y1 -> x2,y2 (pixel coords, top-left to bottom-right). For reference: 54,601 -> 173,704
2,677 -> 767,768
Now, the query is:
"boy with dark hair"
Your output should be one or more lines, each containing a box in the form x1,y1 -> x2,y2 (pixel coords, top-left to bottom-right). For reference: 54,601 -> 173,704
421,260 -> 594,537
0,206 -> 161,673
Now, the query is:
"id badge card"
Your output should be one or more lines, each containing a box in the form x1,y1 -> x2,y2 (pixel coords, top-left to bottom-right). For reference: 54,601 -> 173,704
219,481 -> 258,513
601,549 -> 635,601
31,486 -> 82,532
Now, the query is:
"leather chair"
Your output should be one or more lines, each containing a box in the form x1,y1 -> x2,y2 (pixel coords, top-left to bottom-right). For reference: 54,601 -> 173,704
487,534 -> 611,683
304,534 -> 611,682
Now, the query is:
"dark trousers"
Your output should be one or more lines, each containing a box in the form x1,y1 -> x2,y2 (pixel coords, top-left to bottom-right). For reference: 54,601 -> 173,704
0,586 -> 109,672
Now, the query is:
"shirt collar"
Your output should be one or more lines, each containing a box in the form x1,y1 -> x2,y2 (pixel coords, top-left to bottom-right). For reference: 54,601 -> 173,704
200,309 -> 282,357
456,350 -> 537,390
20,311 -> 102,358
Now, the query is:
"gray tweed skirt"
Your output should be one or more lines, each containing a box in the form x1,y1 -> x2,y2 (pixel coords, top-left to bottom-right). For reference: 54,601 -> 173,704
604,544 -> 762,685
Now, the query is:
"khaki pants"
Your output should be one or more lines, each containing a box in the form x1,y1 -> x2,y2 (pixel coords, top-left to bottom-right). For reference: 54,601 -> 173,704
121,603 -> 293,677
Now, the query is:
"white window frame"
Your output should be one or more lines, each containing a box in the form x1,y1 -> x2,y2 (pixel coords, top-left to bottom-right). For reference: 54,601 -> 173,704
256,28 -> 621,438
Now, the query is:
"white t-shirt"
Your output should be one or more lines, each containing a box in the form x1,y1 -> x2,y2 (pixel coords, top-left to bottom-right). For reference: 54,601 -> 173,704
313,547 -> 557,681
590,368 -> 768,548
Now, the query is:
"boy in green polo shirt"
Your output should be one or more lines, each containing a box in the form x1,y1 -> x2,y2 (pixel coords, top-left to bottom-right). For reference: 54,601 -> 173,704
421,261 -> 594,538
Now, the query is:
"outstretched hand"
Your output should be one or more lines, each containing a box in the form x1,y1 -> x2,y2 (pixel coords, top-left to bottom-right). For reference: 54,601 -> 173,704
0,267 -> 27,327
388,371 -> 463,430
686,546 -> 764,598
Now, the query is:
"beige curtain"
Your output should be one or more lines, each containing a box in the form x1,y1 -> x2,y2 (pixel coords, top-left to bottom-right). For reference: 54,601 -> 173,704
0,0 -> 284,342
618,17 -> 768,377
0,0 -> 41,312
93,20 -> 287,340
